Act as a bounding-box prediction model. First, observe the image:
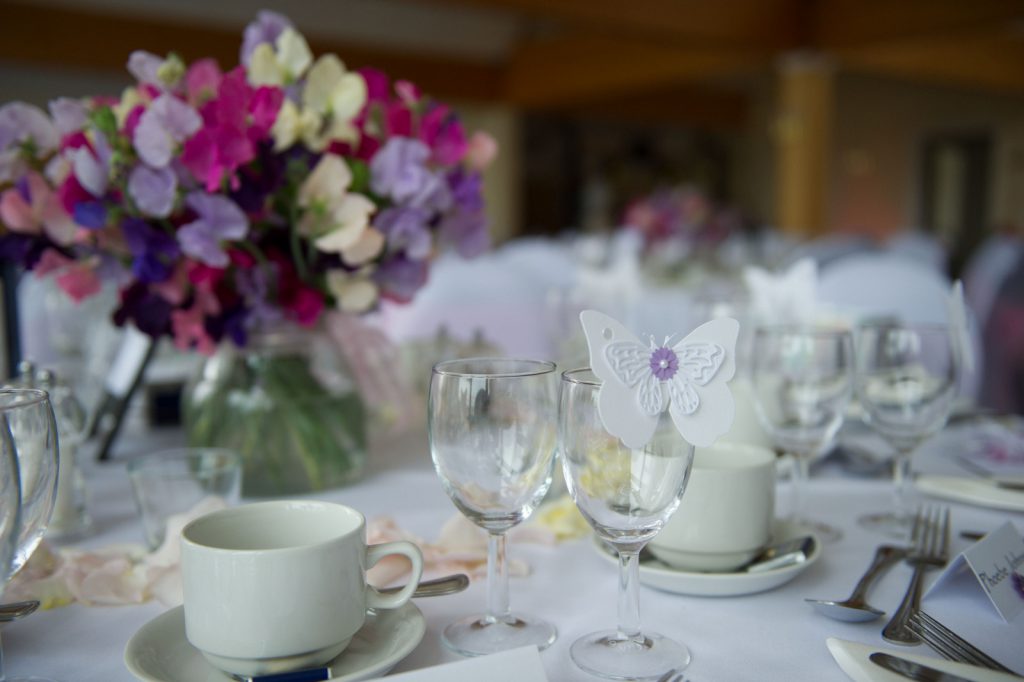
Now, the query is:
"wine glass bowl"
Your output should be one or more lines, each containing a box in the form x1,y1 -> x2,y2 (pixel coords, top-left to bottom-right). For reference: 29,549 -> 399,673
0,389 -> 59,576
750,327 -> 853,541
428,357 -> 558,656
559,368 -> 695,680
854,323 -> 958,535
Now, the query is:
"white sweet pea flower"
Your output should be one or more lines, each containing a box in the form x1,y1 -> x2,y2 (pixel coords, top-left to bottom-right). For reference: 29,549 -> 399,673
311,194 -> 376,253
247,27 -> 313,87
300,55 -> 367,151
327,269 -> 379,314
297,154 -> 377,257
270,99 -> 320,152
341,227 -> 385,266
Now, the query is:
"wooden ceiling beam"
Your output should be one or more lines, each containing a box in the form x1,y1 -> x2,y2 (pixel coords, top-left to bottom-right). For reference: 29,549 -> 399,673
838,35 -> 1024,93
554,86 -> 749,130
811,0 -> 1024,49
0,0 -> 504,103
419,0 -> 805,50
504,33 -> 767,108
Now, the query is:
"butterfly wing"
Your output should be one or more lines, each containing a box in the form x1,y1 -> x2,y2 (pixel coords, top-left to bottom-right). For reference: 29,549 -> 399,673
667,317 -> 739,447
580,310 -> 660,449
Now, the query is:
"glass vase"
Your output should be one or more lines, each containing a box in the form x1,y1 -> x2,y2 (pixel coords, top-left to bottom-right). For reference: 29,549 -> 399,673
183,323 -> 367,497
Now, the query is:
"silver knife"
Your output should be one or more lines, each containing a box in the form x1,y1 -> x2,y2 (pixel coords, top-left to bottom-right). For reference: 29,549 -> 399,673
870,652 -> 975,681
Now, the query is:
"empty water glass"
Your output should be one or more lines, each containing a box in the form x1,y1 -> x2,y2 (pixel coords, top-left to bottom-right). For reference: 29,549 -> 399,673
128,448 -> 242,549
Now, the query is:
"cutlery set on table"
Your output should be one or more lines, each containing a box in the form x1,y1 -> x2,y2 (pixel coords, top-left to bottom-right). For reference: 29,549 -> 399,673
811,506 -> 1022,681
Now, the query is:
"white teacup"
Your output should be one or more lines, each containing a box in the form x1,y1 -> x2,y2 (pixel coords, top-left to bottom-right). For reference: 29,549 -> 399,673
649,442 -> 775,572
181,500 -> 423,677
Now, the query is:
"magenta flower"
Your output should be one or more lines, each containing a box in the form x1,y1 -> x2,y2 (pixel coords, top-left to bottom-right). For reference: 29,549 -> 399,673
177,192 -> 248,267
185,59 -> 223,106
133,94 -> 202,168
181,69 -> 282,191
649,347 -> 679,381
419,104 -> 467,166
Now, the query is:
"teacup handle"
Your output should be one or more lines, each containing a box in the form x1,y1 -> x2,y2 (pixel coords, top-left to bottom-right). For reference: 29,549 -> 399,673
365,541 -> 424,611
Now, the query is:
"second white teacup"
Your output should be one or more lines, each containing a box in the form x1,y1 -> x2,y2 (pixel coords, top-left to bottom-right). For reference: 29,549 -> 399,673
649,442 -> 775,572
181,500 -> 423,677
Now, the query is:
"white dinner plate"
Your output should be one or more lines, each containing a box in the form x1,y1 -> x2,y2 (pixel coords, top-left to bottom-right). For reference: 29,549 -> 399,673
124,602 -> 426,682
915,475 -> 1024,513
594,525 -> 821,597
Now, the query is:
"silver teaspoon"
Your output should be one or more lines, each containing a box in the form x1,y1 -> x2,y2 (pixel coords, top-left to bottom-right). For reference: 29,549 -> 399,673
0,600 -> 40,623
805,544 -> 905,622
379,573 -> 469,598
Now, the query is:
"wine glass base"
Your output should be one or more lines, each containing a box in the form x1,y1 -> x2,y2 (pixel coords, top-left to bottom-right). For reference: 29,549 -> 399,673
442,613 -> 556,657
858,511 -> 911,539
570,629 -> 690,680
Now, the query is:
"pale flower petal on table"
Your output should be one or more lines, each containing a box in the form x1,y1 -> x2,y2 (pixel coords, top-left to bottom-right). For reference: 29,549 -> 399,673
4,497 -> 228,610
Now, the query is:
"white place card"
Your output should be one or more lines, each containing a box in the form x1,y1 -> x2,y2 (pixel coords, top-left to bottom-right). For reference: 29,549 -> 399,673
927,521 -> 1024,623
371,646 -> 549,682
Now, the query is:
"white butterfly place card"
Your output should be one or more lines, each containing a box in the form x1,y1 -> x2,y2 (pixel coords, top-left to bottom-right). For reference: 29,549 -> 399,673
580,310 -> 739,449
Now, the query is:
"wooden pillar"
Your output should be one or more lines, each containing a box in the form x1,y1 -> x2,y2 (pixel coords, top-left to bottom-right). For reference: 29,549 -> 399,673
774,54 -> 834,237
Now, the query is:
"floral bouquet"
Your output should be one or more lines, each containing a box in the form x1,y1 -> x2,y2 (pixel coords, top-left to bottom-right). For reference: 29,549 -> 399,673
0,11 -> 495,493
622,184 -> 738,263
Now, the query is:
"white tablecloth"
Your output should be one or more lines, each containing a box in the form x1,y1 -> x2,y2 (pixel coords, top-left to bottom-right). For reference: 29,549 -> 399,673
4,428 -> 1022,682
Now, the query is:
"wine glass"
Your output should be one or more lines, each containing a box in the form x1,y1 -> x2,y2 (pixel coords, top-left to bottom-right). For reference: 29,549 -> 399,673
750,327 -> 853,542
559,368 -> 695,680
854,322 -> 958,537
0,422 -> 21,586
0,387 -> 60,682
428,358 -> 558,656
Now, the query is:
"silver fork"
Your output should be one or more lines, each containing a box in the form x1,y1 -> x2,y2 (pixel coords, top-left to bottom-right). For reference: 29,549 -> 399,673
882,506 -> 950,645
908,610 -> 1015,673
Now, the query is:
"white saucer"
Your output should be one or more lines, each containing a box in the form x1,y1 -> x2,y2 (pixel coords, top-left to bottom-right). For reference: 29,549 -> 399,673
124,602 -> 425,682
916,475 -> 1024,513
594,525 -> 821,598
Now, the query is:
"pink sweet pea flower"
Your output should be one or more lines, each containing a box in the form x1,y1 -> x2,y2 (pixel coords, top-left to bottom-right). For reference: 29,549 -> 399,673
171,302 -> 217,355
0,172 -> 78,245
185,59 -> 223,106
465,131 -> 498,171
55,264 -> 102,302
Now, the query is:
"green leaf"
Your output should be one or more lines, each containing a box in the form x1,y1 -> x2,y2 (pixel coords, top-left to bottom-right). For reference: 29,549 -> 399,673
89,106 -> 118,138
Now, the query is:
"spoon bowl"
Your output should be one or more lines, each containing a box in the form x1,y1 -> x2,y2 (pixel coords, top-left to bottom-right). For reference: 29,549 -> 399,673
0,599 -> 40,623
805,597 -> 886,622
805,544 -> 905,622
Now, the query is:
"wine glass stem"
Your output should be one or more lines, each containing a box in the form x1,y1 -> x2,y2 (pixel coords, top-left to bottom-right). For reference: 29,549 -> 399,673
617,549 -> 642,641
791,454 -> 810,525
486,531 -> 511,624
893,448 -> 914,524
0,629 -> 7,682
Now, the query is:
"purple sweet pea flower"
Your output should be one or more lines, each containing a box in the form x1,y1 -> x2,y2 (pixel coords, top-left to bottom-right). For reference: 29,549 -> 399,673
177,192 -> 248,268
236,265 -> 283,328
123,217 -> 180,282
48,98 -> 88,136
649,347 -> 679,381
370,138 -> 451,211
128,164 -> 177,218
438,208 -> 489,258
72,201 -> 106,229
134,94 -> 202,168
447,168 -> 484,213
374,255 -> 429,303
0,102 -> 59,183
71,131 -> 113,197
127,51 -> 164,87
113,282 -> 173,338
240,10 -> 293,66
373,206 -> 432,260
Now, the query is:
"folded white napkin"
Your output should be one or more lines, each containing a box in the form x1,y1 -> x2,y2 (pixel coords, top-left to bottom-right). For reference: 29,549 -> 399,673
826,638 -> 1020,682
370,646 -> 548,682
